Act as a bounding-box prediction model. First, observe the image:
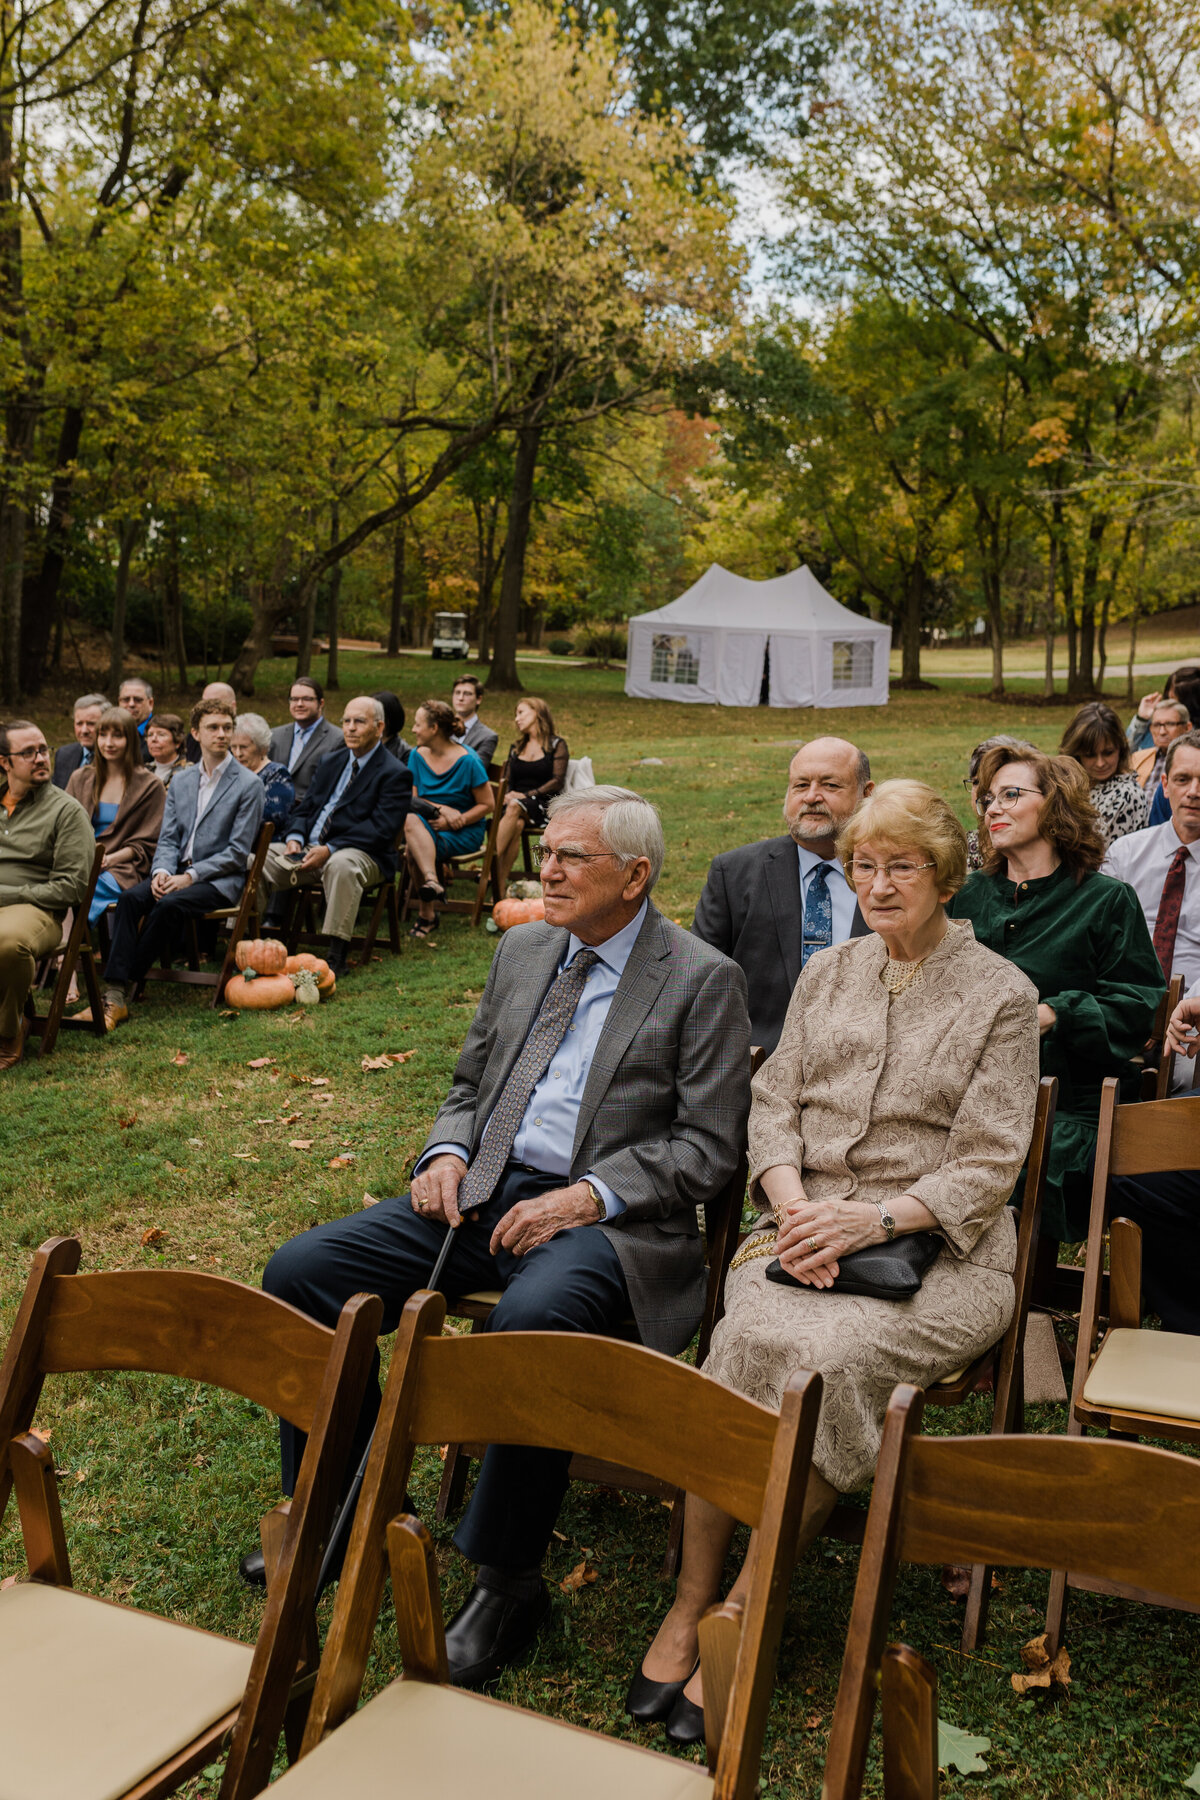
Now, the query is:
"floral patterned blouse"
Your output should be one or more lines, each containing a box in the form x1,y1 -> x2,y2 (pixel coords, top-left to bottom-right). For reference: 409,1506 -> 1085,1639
1089,771 -> 1149,847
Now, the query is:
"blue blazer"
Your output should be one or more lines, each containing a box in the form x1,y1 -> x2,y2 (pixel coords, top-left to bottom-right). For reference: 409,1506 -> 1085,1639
284,744 -> 412,878
153,757 -> 266,903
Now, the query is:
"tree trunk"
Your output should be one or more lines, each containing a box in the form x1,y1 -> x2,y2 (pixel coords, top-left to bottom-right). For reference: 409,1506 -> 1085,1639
1069,512 -> 1108,697
984,569 -> 1005,696
488,423 -> 543,692
1097,588 -> 1111,695
295,581 -> 317,677
0,55 -> 37,707
163,527 -> 188,691
1126,605 -> 1140,704
108,514 -> 143,694
1042,527 -> 1058,698
0,497 -> 26,706
897,560 -> 924,686
387,518 -> 405,656
21,405 -> 84,692
325,503 -> 341,690
1061,528 -> 1076,691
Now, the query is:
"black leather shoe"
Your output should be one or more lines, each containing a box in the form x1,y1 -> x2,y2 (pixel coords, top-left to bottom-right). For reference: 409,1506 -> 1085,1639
444,1581 -> 551,1689
625,1658 -> 699,1724
239,1547 -> 267,1589
664,1689 -> 705,1747
325,937 -> 351,979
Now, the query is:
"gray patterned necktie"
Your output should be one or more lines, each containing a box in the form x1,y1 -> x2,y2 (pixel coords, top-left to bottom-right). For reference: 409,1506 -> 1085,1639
458,948 -> 600,1210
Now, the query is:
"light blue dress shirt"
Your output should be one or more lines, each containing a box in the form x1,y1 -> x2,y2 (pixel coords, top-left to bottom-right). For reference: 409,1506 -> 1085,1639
796,842 -> 856,947
288,717 -> 321,772
306,740 -> 379,846
421,899 -> 650,1219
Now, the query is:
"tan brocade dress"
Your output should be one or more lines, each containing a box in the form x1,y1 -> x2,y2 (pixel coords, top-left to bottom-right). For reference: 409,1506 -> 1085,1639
705,921 -> 1040,1492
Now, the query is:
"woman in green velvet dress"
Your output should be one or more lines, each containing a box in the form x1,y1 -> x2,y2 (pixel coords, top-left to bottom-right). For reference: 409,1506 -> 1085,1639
950,745 -> 1165,1242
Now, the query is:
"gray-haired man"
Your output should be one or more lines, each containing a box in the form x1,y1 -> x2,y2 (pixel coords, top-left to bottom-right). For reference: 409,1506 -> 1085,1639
252,786 -> 750,1684
52,693 -> 110,789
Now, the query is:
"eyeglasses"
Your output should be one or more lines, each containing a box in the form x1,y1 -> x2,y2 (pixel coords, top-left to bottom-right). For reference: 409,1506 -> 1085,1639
4,745 -> 49,761
978,785 -> 1040,814
533,844 -> 621,871
848,860 -> 936,885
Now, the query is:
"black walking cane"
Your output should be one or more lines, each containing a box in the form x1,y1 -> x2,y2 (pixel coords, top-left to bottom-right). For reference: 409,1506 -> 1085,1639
313,1219 -> 459,1599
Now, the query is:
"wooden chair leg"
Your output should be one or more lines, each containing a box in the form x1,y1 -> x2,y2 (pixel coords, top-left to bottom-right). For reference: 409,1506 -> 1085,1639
435,1444 -> 472,1522
184,918 -> 202,972
387,880 -> 402,951
358,888 -> 387,966
661,1490 -> 685,1579
881,1645 -> 939,1800
960,1561 -> 992,1653
1044,1567 -> 1069,1657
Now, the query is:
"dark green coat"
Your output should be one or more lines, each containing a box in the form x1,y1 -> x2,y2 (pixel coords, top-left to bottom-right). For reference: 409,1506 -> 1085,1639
949,864 -> 1164,1239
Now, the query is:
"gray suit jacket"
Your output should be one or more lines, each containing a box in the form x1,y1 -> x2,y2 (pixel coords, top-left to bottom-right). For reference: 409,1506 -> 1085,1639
269,717 -> 343,795
152,757 -> 265,903
693,834 -> 870,1056
459,715 -> 499,768
422,905 -> 751,1354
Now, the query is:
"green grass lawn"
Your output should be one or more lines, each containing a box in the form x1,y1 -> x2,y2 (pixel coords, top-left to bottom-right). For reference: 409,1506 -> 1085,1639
4,659 -> 1197,1797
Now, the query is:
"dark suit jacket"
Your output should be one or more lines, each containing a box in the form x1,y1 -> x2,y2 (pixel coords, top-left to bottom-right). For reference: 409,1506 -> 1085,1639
692,834 -> 870,1056
52,743 -> 87,790
283,744 -> 412,877
268,716 -> 343,795
424,906 -> 750,1353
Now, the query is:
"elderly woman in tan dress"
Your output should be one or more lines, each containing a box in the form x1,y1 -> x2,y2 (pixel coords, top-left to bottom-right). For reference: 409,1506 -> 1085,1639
627,780 -> 1040,1745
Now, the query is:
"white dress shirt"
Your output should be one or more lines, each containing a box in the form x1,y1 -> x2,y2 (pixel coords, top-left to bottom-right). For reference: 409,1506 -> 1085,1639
1101,820 -> 1200,987
184,754 -> 231,863
421,900 -> 651,1218
288,717 -> 321,773
796,842 -> 857,945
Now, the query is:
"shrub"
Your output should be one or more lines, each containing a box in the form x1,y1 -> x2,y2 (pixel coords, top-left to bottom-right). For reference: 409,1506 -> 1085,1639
578,623 -> 627,663
548,638 -> 574,657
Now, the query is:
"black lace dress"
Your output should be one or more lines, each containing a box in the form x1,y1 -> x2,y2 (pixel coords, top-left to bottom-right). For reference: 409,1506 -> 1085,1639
503,736 -> 569,828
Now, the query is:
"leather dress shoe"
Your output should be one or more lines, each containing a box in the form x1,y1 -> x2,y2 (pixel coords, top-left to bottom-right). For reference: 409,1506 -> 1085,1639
664,1688 -> 705,1747
239,1547 -> 267,1588
444,1581 -> 551,1689
625,1657 -> 699,1724
0,1017 -> 29,1071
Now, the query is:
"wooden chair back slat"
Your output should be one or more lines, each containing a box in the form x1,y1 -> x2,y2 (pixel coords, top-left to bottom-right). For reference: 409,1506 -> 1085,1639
1106,1088 -> 1200,1177
38,1269 -> 340,1432
407,1329 -> 779,1527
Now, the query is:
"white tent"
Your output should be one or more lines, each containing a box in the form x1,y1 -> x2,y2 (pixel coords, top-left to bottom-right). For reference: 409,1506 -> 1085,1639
625,564 -> 891,709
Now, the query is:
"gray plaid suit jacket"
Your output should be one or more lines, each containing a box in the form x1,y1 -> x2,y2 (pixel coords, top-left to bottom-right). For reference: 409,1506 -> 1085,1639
422,904 -> 751,1355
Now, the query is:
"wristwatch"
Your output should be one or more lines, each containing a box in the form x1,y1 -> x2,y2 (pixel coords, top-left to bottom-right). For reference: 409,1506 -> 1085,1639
583,1180 -> 606,1221
875,1200 -> 896,1243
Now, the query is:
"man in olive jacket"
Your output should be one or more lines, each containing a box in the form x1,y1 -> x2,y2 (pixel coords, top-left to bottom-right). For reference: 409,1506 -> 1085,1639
0,718 -> 93,1068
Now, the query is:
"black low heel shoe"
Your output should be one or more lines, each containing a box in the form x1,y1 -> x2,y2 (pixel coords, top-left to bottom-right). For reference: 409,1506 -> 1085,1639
664,1688 -> 705,1747
624,1658 -> 699,1725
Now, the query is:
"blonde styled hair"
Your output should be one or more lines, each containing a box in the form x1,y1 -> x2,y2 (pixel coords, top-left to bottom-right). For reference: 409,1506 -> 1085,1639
838,779 -> 968,896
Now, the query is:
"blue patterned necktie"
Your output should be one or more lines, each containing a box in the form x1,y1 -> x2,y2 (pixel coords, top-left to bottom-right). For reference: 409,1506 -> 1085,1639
802,862 -> 834,967
458,947 -> 600,1210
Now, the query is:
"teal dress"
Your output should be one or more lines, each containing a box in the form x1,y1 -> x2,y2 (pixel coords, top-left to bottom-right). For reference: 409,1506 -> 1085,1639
949,864 -> 1165,1240
410,747 -> 489,857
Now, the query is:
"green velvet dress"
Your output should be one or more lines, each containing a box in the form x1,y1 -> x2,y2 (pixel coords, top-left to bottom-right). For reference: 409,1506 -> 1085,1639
949,864 -> 1165,1241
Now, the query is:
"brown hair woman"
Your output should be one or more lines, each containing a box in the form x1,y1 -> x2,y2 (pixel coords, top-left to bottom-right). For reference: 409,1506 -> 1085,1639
66,707 -> 166,923
1060,701 -> 1147,845
493,697 -> 569,894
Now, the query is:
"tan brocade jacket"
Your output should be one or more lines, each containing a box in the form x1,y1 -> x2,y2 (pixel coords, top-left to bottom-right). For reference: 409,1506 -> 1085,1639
748,921 -> 1041,1274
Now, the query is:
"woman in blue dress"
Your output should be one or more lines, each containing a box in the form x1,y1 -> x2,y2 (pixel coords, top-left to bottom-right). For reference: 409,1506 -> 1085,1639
405,697 -> 493,938
66,708 -> 165,924
230,712 -> 295,826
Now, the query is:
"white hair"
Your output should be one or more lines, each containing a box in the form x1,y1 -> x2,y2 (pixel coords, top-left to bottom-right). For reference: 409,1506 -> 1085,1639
74,692 -> 110,712
234,711 -> 271,753
546,785 -> 664,890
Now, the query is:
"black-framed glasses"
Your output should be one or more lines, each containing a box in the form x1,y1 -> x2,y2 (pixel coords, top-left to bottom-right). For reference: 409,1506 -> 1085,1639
533,844 -> 621,871
978,785 -> 1040,815
3,744 -> 49,761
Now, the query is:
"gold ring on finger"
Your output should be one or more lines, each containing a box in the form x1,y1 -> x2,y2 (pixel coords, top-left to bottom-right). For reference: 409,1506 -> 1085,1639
807,1236 -> 819,1253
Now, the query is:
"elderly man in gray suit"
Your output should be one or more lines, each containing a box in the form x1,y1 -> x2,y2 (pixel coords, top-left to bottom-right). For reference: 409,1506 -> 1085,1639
254,785 -> 750,1684
96,697 -> 264,1029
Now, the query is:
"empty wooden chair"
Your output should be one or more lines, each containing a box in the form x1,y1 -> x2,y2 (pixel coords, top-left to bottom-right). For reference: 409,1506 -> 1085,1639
822,1385 -> 1200,1799
1044,1076 -> 1200,1650
0,1237 -> 382,1800
266,1289 -> 822,1800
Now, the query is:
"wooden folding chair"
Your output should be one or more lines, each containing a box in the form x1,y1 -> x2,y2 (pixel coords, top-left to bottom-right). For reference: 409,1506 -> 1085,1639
139,822 -> 275,1007
285,829 -> 408,967
265,1289 -> 822,1800
1043,1077 -> 1200,1651
1141,972 -> 1185,1099
0,1237 -> 382,1800
23,844 -> 106,1056
821,1386 -> 1200,1799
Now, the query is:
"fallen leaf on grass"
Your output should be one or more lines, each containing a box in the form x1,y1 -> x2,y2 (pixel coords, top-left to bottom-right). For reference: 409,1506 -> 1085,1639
254,1117 -> 276,1126
170,1050 -> 189,1066
289,1138 -> 314,1149
232,1153 -> 260,1163
937,1719 -> 990,1774
559,1560 -> 598,1594
30,1426 -> 50,1443
279,1113 -> 302,1125
311,1077 -> 330,1087
220,1009 -> 237,1019
361,1050 -> 417,1071
1011,1633 -> 1071,1696
117,1112 -> 138,1130
141,1227 -> 165,1247
328,1154 -> 356,1168
247,1057 -> 276,1069
361,1192 -> 379,1208
187,1138 -> 204,1147
1183,1765 -> 1200,1793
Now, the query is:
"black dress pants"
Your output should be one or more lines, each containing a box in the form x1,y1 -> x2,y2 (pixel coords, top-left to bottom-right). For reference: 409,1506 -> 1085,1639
262,1162 -> 631,1570
1109,1170 -> 1200,1334
104,875 -> 228,986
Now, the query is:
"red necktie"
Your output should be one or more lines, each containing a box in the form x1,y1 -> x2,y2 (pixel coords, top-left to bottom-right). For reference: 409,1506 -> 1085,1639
1152,846 -> 1189,978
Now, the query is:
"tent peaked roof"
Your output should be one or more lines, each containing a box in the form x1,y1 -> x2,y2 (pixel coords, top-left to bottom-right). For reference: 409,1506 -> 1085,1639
635,564 -> 874,632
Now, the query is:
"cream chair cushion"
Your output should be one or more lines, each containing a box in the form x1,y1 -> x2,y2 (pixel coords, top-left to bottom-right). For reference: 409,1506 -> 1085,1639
271,1679 -> 714,1800
1082,1328 -> 1200,1422
0,1580 -> 255,1800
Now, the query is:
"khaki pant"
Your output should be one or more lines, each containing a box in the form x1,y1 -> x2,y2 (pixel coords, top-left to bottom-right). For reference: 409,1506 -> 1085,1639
0,903 -> 62,1040
262,844 -> 382,942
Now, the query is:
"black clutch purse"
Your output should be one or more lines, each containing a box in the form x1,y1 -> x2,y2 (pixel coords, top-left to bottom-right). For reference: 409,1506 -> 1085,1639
765,1231 -> 942,1301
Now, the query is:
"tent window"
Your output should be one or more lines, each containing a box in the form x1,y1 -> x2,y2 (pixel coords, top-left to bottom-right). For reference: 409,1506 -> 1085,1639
832,640 -> 874,688
651,633 -> 700,686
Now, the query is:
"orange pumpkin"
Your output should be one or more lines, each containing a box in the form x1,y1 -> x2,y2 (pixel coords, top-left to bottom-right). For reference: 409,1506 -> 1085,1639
225,972 -> 296,1010
492,897 -> 546,931
286,952 -> 336,994
235,937 -> 288,975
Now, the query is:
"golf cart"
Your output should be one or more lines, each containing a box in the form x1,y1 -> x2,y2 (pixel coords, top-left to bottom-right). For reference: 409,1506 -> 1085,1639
431,611 -> 470,660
